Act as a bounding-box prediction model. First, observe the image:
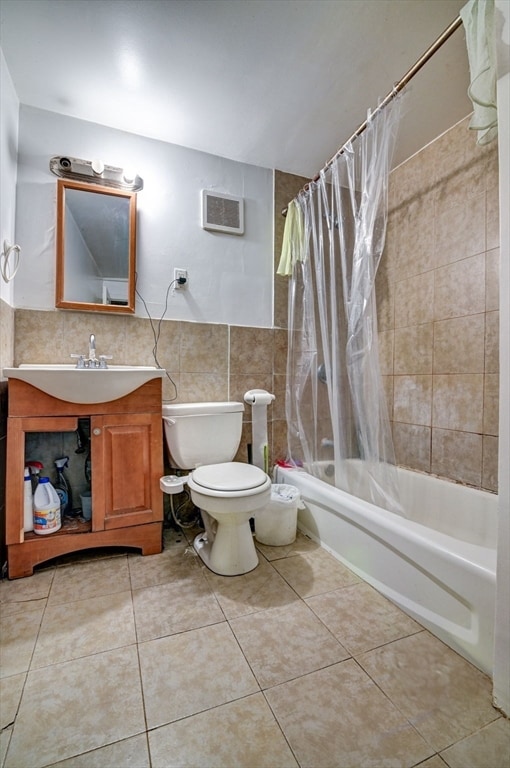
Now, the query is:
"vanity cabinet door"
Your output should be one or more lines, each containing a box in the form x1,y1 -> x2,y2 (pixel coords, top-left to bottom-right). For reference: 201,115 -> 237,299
90,412 -> 163,531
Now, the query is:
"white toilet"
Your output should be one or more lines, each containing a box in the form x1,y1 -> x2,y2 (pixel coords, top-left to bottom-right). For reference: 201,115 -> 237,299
162,402 -> 271,576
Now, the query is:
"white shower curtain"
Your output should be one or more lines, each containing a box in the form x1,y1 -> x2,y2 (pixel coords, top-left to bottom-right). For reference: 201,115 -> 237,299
284,97 -> 403,513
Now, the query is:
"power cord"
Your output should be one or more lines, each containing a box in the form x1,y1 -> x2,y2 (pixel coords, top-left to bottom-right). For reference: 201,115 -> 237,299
135,272 -> 180,401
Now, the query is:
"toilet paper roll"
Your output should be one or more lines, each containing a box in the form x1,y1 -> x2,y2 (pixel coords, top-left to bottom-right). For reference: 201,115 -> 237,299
244,389 -> 275,406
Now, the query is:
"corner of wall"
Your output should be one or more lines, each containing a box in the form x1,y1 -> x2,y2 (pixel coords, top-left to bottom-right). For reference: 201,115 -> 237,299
0,47 -> 20,309
493,0 -> 510,717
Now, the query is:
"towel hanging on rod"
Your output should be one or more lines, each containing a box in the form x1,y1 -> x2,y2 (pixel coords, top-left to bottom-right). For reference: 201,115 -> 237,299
1,240 -> 22,283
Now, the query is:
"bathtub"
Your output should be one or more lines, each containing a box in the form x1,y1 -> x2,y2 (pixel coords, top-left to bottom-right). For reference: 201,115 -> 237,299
275,462 -> 497,676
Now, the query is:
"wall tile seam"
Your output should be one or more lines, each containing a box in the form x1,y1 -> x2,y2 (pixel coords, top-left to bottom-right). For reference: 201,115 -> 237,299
481,433 -> 499,491
432,249 -> 488,271
387,170 -> 486,215
428,312 -> 490,326
431,312 -> 486,376
432,249 -> 489,279
431,265 -> 487,321
391,367 -> 491,378
393,418 -> 495,440
390,265 -> 437,286
388,165 -> 488,201
482,373 -> 500,438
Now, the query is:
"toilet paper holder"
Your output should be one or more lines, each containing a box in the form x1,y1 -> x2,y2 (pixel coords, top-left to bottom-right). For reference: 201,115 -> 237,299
243,389 -> 275,406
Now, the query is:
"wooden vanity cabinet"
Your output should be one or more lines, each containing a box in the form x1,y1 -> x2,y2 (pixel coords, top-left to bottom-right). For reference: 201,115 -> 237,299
5,378 -> 164,578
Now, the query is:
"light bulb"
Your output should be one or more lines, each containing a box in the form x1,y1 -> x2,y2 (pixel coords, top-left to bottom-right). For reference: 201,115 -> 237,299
123,167 -> 136,184
91,159 -> 104,175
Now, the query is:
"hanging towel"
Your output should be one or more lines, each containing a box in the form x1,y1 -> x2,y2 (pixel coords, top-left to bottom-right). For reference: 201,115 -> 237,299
460,0 -> 498,144
277,199 -> 305,276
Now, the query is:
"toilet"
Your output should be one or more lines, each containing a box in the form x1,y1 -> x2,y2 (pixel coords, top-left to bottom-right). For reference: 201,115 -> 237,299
162,402 -> 271,576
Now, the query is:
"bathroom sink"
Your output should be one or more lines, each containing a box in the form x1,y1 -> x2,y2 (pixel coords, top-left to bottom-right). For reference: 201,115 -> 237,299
3,364 -> 166,404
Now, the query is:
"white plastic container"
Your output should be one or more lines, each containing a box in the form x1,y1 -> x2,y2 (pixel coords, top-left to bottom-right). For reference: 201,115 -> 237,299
33,477 -> 61,535
23,467 -> 33,532
254,484 -> 303,546
80,492 -> 92,521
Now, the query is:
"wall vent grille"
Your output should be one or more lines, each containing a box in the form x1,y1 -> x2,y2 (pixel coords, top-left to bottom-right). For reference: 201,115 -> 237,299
201,190 -> 244,235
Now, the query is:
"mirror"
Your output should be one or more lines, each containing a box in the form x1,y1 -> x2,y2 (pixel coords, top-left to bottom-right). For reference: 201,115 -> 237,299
56,179 -> 136,313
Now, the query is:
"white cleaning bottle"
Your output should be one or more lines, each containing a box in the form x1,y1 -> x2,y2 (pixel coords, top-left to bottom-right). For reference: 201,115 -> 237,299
33,477 -> 61,535
23,467 -> 33,532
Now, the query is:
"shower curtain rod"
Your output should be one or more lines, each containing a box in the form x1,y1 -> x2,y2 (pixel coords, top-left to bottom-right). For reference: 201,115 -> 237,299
282,14 -> 463,216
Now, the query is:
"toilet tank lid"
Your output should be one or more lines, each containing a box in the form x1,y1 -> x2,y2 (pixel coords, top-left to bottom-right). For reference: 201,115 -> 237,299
162,401 -> 244,417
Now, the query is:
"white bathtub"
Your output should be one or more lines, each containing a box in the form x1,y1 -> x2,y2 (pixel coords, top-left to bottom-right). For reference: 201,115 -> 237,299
275,462 -> 498,676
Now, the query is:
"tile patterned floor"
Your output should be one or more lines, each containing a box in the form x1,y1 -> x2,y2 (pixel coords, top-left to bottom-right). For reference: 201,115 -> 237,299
1,528 -> 509,768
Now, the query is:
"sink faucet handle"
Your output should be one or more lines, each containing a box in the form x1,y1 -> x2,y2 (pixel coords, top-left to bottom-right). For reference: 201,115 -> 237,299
98,355 -> 113,369
70,354 -> 86,369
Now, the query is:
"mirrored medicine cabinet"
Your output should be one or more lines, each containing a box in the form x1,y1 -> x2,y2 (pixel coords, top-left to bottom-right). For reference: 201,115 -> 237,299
56,179 -> 137,313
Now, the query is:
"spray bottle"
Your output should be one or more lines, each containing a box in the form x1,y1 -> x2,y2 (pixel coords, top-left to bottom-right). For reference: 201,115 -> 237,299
26,461 -> 44,494
54,456 -> 72,519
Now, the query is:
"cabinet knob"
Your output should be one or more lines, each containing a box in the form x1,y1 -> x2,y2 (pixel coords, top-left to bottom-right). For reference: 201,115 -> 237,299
93,428 -> 101,436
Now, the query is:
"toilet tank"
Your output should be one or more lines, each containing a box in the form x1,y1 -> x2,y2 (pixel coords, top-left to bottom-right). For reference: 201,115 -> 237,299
162,401 -> 244,469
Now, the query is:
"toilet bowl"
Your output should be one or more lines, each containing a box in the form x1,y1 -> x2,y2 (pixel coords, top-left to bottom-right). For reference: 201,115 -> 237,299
162,402 -> 272,576
188,462 -> 271,575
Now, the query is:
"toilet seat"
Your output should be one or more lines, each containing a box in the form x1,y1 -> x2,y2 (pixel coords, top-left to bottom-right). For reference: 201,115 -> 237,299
189,462 -> 270,497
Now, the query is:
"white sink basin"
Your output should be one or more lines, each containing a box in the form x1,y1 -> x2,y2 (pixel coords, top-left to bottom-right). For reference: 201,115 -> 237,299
3,364 -> 166,404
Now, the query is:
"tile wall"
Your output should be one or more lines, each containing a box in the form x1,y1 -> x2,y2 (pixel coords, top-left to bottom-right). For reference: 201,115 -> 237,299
377,116 -> 499,491
274,170 -> 309,330
10,310 -> 289,470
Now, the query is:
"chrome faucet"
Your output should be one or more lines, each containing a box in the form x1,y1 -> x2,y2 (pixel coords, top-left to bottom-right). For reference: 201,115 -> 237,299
89,334 -> 96,362
71,334 -> 112,368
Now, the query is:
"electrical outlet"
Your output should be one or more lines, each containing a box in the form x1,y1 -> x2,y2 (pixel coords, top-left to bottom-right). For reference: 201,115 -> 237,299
174,268 -> 188,289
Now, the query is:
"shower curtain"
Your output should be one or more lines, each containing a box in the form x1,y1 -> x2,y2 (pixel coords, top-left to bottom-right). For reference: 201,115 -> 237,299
281,97 -> 403,513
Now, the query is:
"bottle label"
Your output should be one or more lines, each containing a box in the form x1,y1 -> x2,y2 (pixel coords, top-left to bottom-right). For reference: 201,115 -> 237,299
55,488 -> 68,516
33,505 -> 60,532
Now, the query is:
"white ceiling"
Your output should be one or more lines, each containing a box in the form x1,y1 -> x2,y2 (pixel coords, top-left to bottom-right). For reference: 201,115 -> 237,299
0,0 -> 470,178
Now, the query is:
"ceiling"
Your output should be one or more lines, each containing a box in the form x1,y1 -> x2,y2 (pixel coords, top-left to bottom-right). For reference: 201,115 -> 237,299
0,0 -> 471,178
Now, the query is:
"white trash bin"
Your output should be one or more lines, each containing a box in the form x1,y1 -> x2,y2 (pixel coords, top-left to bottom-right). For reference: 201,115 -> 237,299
255,484 -> 303,546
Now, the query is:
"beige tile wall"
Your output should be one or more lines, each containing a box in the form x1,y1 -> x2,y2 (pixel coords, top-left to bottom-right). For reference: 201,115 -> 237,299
378,116 -> 499,491
272,170 -> 310,463
274,170 -> 309,330
11,310 -> 288,470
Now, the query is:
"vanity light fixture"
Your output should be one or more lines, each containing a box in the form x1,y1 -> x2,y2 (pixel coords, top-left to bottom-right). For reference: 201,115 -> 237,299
49,156 -> 143,192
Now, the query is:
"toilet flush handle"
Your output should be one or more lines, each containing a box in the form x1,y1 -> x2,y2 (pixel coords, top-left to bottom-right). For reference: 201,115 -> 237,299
163,418 -> 176,427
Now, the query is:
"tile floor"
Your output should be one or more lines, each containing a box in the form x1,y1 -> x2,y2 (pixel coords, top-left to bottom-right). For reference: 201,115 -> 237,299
1,527 -> 509,768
